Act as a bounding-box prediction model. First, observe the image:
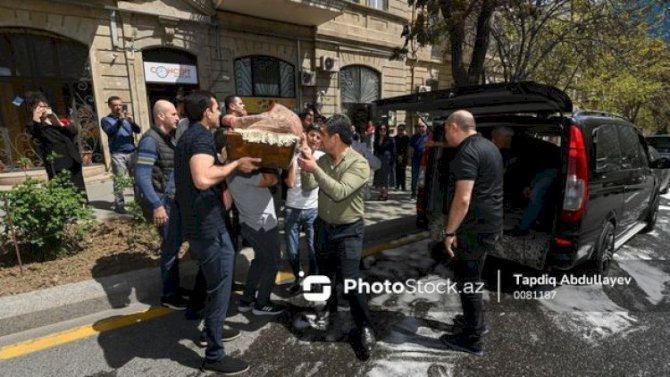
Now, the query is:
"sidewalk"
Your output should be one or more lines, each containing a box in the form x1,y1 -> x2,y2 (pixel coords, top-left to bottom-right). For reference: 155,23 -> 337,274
0,176 -> 424,338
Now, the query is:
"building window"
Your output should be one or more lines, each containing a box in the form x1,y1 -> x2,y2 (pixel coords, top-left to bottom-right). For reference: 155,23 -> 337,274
348,0 -> 388,11
340,65 -> 381,104
234,56 -> 295,98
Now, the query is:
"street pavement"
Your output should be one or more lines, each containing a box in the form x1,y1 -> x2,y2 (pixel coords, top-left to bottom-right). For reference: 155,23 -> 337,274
1,185 -> 669,376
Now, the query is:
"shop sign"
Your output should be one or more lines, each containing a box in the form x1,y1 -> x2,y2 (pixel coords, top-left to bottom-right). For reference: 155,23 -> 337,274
144,62 -> 198,84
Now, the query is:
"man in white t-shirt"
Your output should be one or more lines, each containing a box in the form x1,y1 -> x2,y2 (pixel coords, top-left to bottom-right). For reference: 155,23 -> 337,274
284,124 -> 325,293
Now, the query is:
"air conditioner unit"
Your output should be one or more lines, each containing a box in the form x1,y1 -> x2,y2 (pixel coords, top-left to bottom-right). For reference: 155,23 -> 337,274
417,85 -> 431,93
320,56 -> 339,72
301,70 -> 316,86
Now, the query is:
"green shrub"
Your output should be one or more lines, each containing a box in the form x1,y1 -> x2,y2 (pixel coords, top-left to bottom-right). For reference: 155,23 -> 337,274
1,171 -> 93,260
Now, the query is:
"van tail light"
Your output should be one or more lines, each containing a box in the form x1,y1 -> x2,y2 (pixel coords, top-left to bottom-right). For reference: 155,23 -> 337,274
560,124 -> 589,223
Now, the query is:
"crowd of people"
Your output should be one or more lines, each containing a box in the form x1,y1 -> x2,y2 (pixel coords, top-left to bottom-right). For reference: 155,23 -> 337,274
24,90 -> 498,374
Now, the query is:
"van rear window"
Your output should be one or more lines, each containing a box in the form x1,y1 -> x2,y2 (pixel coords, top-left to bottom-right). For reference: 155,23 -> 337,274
647,137 -> 670,150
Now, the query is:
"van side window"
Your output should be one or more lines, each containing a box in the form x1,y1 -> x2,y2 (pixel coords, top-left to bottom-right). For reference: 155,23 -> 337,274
595,124 -> 621,173
618,126 -> 645,168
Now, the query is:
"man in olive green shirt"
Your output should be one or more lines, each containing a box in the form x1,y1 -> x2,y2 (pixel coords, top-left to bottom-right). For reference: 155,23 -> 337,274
299,114 -> 375,361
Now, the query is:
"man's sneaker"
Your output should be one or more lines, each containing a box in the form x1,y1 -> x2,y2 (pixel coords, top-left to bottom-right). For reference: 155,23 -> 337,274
201,355 -> 249,375
252,302 -> 285,316
114,206 -> 128,215
451,314 -> 490,336
440,334 -> 484,356
238,299 -> 253,313
197,327 -> 241,346
289,279 -> 302,294
160,295 -> 187,310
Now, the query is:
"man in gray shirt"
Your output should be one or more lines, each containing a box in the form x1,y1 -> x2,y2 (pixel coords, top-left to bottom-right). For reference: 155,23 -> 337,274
227,170 -> 284,315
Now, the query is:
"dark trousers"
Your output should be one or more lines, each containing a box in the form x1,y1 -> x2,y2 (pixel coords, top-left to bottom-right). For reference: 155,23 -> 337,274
159,196 -> 183,299
315,218 -> 371,330
410,160 -> 421,195
188,231 -> 235,362
451,231 -> 498,338
240,224 -> 280,307
395,163 -> 407,190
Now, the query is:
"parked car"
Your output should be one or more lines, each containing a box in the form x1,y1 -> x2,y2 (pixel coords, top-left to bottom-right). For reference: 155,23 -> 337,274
376,82 -> 670,275
649,146 -> 670,194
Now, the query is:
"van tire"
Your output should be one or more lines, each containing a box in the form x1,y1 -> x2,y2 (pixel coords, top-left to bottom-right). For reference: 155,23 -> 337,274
590,222 -> 615,276
641,196 -> 659,233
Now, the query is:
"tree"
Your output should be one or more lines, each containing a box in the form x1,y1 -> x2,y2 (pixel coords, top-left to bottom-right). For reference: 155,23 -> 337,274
396,0 -> 499,87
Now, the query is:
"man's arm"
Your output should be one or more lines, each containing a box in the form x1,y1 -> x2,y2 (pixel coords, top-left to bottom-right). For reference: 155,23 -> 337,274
190,154 -> 260,190
284,162 -> 297,188
309,159 -> 369,202
101,116 -> 121,136
130,121 -> 141,134
134,137 -> 168,226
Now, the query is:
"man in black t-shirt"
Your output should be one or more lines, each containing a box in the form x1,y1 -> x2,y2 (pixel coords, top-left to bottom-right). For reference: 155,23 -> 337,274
439,110 -> 503,356
174,91 -> 260,375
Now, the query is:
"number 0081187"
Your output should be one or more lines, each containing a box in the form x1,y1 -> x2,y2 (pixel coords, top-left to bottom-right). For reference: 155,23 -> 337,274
512,290 -> 557,300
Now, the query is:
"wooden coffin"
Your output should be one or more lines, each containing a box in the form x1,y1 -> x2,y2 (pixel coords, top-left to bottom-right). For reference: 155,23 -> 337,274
217,129 -> 298,170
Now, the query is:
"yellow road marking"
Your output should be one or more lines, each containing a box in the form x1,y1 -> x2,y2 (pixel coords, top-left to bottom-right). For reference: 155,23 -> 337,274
0,232 -> 427,360
0,307 -> 172,360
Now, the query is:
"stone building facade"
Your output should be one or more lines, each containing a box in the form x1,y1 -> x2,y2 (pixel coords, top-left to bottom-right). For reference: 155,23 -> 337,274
0,0 -> 450,171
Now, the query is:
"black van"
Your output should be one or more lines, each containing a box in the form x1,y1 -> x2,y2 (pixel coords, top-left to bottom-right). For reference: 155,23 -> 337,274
376,82 -> 670,275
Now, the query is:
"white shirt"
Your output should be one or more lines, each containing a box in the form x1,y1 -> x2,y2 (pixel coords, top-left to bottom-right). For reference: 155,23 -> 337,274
286,150 -> 325,209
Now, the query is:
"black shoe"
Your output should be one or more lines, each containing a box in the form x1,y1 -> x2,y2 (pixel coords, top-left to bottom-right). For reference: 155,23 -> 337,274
114,206 -> 128,215
252,302 -> 285,316
440,333 -> 484,356
197,327 -> 241,346
452,314 -> 490,336
355,327 -> 376,361
201,355 -> 249,375
504,227 -> 529,237
289,278 -> 303,294
160,295 -> 187,310
238,299 -> 253,313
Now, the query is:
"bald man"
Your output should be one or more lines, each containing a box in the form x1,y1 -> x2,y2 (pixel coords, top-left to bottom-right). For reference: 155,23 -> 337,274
440,110 -> 503,356
134,100 -> 187,309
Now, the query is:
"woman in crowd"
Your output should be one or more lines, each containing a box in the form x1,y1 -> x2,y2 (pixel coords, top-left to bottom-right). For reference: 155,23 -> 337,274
27,92 -> 88,199
372,124 -> 395,201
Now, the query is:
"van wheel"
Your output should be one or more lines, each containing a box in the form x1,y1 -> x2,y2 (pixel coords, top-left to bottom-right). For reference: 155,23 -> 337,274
641,196 -> 659,233
591,222 -> 615,276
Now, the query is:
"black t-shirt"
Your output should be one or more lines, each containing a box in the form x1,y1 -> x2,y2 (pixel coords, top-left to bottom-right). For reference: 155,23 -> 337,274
175,123 -> 227,240
443,134 -> 503,234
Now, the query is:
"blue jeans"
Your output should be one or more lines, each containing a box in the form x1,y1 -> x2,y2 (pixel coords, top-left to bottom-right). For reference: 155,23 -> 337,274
315,218 -> 371,330
518,168 -> 559,231
410,160 -> 421,195
160,196 -> 183,299
240,224 -> 280,307
189,231 -> 235,362
284,207 -> 318,278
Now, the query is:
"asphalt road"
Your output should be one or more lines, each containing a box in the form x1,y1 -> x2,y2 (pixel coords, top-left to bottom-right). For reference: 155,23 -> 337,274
2,193 -> 669,377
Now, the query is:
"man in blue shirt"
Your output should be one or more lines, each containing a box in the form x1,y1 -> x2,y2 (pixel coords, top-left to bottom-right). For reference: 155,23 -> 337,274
101,96 -> 141,214
409,119 -> 428,199
133,100 -> 185,309
175,90 -> 260,374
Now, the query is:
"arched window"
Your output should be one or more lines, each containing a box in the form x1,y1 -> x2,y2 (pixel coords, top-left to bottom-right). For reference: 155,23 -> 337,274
339,65 -> 381,104
234,56 -> 295,98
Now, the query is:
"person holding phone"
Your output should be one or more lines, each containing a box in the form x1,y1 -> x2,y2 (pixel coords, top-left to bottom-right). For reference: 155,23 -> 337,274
27,92 -> 88,199
101,96 -> 141,214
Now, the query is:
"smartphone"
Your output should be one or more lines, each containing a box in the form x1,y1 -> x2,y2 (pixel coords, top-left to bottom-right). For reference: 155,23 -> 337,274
122,104 -> 128,112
